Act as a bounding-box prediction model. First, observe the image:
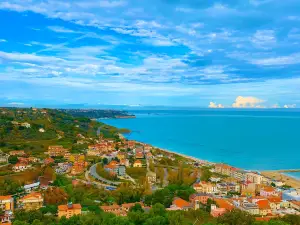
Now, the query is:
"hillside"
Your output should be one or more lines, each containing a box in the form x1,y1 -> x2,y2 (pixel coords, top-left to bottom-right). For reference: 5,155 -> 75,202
0,107 -> 123,156
59,109 -> 135,119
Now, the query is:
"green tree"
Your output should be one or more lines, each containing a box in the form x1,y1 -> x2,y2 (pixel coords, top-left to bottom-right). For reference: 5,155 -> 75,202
144,216 -> 168,225
168,211 -> 189,225
8,155 -> 18,164
217,209 -> 255,225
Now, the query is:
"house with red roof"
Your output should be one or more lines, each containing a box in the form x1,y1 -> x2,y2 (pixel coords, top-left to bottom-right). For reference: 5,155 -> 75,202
260,187 -> 277,197
256,199 -> 272,216
169,197 -> 192,211
58,203 -> 81,218
133,160 -> 142,168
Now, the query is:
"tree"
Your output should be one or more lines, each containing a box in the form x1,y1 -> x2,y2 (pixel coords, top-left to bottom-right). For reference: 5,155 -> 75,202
150,203 -> 166,217
8,155 -> 18,164
144,216 -> 168,225
168,211 -> 188,225
44,187 -> 68,205
103,157 -> 108,165
217,209 -> 255,225
129,203 -> 144,212
201,167 -> 212,182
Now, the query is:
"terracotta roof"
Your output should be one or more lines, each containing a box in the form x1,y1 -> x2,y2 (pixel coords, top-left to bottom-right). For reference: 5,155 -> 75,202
122,202 -> 143,208
290,201 -> 300,207
214,199 -> 234,211
257,200 -> 271,209
267,196 -> 281,203
0,195 -> 12,200
261,187 -> 275,192
134,160 -> 142,164
21,192 -> 42,200
58,204 -> 82,210
100,205 -> 120,210
172,197 -> 191,208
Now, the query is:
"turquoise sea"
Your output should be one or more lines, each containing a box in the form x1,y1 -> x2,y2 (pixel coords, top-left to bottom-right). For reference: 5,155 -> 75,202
101,109 -> 300,177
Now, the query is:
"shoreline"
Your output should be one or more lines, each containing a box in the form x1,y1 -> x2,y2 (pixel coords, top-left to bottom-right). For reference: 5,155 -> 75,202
133,140 -> 300,188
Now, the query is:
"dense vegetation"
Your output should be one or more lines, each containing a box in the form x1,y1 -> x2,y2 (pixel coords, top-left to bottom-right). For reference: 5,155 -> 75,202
11,204 -> 300,225
59,109 -> 135,119
0,107 -> 122,156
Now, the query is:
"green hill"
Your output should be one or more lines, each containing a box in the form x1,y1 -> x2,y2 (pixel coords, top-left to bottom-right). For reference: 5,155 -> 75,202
0,107 -> 122,156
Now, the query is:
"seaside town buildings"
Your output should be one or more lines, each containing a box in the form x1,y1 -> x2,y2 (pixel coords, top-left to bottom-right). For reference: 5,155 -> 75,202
58,203 -> 82,218
18,192 -> 43,211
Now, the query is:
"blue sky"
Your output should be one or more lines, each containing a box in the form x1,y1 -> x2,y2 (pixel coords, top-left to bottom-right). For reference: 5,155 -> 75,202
0,0 -> 300,108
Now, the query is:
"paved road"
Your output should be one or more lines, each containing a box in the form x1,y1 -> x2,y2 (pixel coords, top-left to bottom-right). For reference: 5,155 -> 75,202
89,163 -> 121,186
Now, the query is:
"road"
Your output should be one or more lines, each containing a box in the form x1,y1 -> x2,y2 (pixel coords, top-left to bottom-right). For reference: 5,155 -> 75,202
89,163 -> 121,186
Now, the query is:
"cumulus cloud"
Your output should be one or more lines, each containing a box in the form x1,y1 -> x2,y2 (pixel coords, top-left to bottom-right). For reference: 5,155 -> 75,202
0,39 -> 7,42
284,104 -> 296,108
8,102 -> 24,105
208,102 -> 224,108
271,103 -> 280,108
232,96 -> 264,108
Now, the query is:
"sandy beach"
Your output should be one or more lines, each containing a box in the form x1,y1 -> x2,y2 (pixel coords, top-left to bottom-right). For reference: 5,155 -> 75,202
261,171 -> 300,189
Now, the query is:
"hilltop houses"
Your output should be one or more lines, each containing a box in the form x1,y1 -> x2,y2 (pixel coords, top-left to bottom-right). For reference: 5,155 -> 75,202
47,146 -> 69,157
58,203 -> 82,218
18,192 -> 43,211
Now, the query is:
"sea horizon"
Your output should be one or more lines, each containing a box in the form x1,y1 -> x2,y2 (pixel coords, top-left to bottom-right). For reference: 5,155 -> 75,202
101,109 -> 300,179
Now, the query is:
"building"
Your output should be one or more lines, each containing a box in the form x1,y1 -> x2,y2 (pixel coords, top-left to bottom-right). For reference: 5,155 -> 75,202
211,204 -> 227,217
9,150 -> 25,156
120,159 -> 130,167
0,151 -> 9,164
241,202 -> 260,215
70,162 -> 86,175
246,172 -> 263,184
118,165 -> 126,176
170,197 -> 192,211
66,154 -> 85,163
214,198 -> 235,212
133,160 -> 142,168
289,201 -> 300,210
18,192 -> 43,211
146,171 -> 156,184
0,196 -> 14,212
121,202 -> 144,212
47,146 -> 68,157
100,205 -> 126,216
260,187 -> 277,197
135,152 -> 144,159
24,182 -> 40,193
256,200 -> 272,216
13,163 -> 29,172
190,193 -> 212,209
58,203 -> 82,218
193,181 -> 217,194
117,152 -> 126,160
44,157 -> 55,165
214,163 -> 233,176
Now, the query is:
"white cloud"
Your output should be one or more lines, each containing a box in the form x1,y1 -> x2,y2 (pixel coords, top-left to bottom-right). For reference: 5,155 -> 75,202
8,102 -> 24,105
271,103 -> 280,108
175,7 -> 194,13
208,102 -> 224,108
251,30 -> 276,49
250,53 -> 300,66
47,26 -> 81,33
0,51 -> 64,63
77,0 -> 126,8
0,39 -> 7,42
284,104 -> 296,108
232,96 -> 264,108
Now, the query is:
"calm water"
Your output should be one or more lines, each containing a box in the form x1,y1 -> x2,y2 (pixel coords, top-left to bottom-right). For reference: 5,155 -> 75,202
101,110 -> 300,172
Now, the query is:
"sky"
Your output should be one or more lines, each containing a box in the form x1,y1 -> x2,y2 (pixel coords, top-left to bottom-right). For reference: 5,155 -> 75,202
0,0 -> 300,108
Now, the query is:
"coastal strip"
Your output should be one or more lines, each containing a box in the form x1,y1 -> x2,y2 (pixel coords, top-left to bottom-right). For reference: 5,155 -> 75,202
261,171 -> 300,189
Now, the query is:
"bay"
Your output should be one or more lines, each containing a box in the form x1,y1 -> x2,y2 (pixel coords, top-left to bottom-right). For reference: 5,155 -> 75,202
101,109 -> 300,171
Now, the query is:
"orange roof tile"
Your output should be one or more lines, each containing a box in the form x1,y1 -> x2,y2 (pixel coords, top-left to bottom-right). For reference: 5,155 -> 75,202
214,199 -> 234,211
0,195 -> 12,200
257,200 -> 271,209
173,197 -> 190,208
262,187 -> 275,192
58,204 -> 81,210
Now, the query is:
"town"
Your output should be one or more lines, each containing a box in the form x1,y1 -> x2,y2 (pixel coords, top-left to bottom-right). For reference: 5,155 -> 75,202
0,107 -> 299,225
